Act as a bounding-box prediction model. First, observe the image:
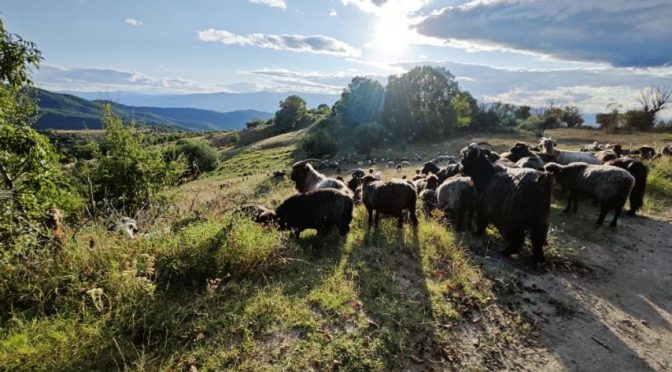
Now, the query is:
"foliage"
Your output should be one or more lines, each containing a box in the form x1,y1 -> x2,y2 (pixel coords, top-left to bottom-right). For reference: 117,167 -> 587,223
645,157 -> 672,212
353,122 -> 386,157
560,105 -> 584,128
89,105 -> 185,214
166,139 -> 220,179
0,19 -> 42,88
300,128 -> 338,158
229,132 -> 240,145
246,118 -> 265,129
596,107 -> 621,131
334,77 -> 385,127
474,102 -> 526,128
315,103 -> 332,115
274,95 -> 307,132
382,66 -> 460,139
516,114 -> 544,131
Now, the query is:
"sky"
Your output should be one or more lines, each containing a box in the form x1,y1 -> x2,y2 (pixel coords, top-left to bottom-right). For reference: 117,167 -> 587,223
2,0 -> 672,114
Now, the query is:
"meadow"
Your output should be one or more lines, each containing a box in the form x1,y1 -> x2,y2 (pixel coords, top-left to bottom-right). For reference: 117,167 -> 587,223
2,126 -> 671,371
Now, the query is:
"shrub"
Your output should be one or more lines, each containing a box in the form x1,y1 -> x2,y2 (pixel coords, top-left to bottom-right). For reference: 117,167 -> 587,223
170,139 -> 220,178
353,122 -> 386,157
647,157 -> 672,209
90,105 -> 185,214
299,128 -> 338,158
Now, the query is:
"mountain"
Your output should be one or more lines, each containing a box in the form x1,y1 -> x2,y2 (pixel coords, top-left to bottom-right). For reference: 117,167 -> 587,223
34,89 -> 273,131
60,90 -> 341,113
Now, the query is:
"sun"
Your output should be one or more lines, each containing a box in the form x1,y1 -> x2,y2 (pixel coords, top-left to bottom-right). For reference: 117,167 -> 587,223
372,6 -> 413,55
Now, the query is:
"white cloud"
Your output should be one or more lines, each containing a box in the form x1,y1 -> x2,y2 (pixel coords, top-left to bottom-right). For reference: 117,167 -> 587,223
329,9 -> 338,16
417,0 -> 672,67
197,29 -> 361,57
249,0 -> 287,9
33,65 -> 222,93
124,18 -> 143,27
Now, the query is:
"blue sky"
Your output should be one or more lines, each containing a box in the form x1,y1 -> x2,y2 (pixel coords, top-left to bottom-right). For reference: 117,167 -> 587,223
2,0 -> 672,114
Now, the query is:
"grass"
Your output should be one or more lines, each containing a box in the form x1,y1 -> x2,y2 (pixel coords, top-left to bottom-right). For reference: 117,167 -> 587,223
2,127 -> 671,370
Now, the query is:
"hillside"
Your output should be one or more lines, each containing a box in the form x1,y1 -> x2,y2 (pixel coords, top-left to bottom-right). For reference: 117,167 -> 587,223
33,88 -> 273,131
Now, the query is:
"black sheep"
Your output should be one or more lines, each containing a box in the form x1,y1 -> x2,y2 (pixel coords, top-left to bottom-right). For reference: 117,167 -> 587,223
606,157 -> 648,216
269,188 -> 354,236
461,143 -> 552,263
361,175 -> 418,228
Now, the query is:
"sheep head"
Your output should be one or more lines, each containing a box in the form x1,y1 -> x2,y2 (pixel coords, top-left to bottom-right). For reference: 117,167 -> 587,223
421,161 -> 440,175
510,142 -> 533,161
290,158 -> 320,192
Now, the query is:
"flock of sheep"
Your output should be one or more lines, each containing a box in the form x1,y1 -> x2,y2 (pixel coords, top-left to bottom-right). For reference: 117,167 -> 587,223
241,138 -> 672,264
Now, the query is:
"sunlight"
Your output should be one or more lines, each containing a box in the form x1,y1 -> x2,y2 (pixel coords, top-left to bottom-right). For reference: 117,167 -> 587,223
372,4 -> 413,55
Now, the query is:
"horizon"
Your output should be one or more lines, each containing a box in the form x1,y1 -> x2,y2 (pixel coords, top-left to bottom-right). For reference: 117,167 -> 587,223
3,0 -> 672,116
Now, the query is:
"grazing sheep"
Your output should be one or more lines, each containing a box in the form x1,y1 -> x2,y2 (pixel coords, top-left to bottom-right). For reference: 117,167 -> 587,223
238,204 -> 274,223
418,175 -> 440,215
436,176 -> 475,231
361,175 -> 418,228
290,159 -> 348,193
421,161 -> 461,183
606,157 -> 648,216
461,143 -> 552,263
595,150 -> 618,163
544,162 -> 635,227
265,188 -> 354,236
108,217 -> 139,239
634,146 -> 656,160
539,137 -> 601,165
611,144 -> 630,157
661,143 -> 672,157
515,157 -> 545,170
581,141 -> 602,152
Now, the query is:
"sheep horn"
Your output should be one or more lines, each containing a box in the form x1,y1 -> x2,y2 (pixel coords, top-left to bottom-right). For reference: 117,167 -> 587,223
292,158 -> 321,167
476,142 -> 494,149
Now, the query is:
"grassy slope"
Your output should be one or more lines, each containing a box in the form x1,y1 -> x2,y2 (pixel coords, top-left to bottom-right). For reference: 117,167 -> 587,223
1,127 -> 671,370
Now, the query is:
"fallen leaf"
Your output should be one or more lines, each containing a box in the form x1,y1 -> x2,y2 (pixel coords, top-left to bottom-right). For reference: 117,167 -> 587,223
322,324 -> 333,341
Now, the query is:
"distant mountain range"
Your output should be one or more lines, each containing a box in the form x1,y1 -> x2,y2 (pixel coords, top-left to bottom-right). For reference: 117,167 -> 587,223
34,89 -> 273,131
60,90 -> 341,114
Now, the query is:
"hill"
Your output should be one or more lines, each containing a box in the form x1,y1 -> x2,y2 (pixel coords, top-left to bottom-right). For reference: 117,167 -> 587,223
60,90 -> 340,113
33,88 -> 273,131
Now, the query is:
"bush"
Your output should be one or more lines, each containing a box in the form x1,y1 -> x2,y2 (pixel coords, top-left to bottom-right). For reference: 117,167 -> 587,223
647,157 -> 672,209
517,115 -> 543,131
170,139 -> 220,178
353,122 -> 386,157
299,128 -> 338,158
90,105 -> 185,214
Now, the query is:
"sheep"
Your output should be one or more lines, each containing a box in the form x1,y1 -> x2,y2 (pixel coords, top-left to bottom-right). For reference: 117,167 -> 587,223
361,175 -> 418,228
634,146 -> 656,160
263,188 -> 354,236
581,141 -> 602,152
595,150 -> 618,163
544,162 -> 635,227
661,143 -> 672,157
611,144 -> 629,157
238,204 -> 274,223
539,137 -> 601,165
290,159 -> 348,193
515,157 -> 545,170
436,177 -> 475,231
605,157 -> 648,216
346,169 -> 365,193
108,217 -> 139,239
460,143 -> 552,263
420,161 -> 461,183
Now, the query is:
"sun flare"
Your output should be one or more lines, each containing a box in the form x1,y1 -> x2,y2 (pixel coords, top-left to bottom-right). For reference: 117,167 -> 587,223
372,5 -> 413,55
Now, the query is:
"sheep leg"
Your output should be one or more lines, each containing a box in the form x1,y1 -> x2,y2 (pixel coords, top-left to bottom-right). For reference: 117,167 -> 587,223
502,230 -> 525,256
396,212 -> 404,228
610,205 -> 623,227
409,208 -> 418,227
530,225 -> 547,263
339,224 -> 350,236
595,205 -> 608,227
563,191 -> 573,213
367,208 -> 373,226
474,208 -> 487,236
374,211 -> 381,227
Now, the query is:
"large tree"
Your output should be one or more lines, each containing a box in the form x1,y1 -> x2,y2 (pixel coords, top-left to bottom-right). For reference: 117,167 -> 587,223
334,77 -> 385,127
382,66 -> 460,139
628,86 -> 671,130
274,95 -> 307,132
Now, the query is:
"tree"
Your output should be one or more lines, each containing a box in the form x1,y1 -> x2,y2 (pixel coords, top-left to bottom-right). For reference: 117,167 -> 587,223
0,18 -> 82,244
334,77 -> 385,127
353,122 -> 386,157
631,86 -> 671,130
315,104 -> 331,116
596,107 -> 621,132
561,105 -> 584,128
168,140 -> 219,179
300,129 -> 338,158
245,118 -> 265,129
514,105 -> 532,121
382,66 -> 460,139
274,95 -> 307,132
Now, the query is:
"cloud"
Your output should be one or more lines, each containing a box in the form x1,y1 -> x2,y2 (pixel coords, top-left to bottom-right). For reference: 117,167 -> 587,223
197,29 -> 361,57
417,0 -> 672,67
124,18 -> 143,27
33,65 -> 221,93
248,0 -> 286,9
329,9 -> 338,16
